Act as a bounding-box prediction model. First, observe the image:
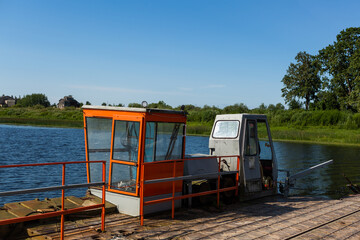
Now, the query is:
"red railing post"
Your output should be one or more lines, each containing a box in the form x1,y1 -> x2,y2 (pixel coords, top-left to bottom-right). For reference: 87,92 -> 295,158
236,156 -> 240,196
172,161 -> 176,219
140,163 -> 145,226
101,161 -> 106,232
0,161 -> 106,238
137,155 -> 241,225
61,163 -> 66,240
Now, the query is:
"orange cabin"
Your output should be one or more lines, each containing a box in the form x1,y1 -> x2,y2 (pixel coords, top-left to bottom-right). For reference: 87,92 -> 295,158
82,105 -> 187,216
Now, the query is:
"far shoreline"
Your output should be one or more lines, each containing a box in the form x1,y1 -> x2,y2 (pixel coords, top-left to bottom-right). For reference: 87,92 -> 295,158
2,119 -> 360,148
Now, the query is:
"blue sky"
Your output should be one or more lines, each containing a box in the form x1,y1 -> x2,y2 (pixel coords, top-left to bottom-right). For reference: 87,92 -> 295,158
0,0 -> 359,108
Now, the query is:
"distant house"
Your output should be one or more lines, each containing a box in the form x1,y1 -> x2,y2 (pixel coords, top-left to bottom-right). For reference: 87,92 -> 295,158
57,95 -> 80,109
0,96 -> 16,107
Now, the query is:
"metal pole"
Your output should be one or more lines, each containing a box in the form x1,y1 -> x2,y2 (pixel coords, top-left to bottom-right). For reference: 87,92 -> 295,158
61,163 -> 66,240
101,161 -> 106,232
140,164 -> 145,225
217,157 -> 221,208
236,156 -> 240,196
172,161 -> 176,219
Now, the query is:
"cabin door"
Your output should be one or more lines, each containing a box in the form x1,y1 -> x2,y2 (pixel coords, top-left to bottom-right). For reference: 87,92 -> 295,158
242,118 -> 262,192
108,117 -> 143,196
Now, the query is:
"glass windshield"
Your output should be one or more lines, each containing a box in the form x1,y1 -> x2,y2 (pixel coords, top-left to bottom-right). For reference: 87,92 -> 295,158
257,120 -> 273,160
144,122 -> 184,162
213,120 -> 239,138
245,120 -> 257,156
112,121 -> 140,162
86,117 -> 112,183
110,163 -> 137,193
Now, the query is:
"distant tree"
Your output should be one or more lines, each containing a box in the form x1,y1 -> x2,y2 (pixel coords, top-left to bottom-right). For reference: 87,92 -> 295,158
282,51 -> 322,110
128,103 -> 142,108
318,27 -> 360,111
85,101 -> 91,105
311,91 -> 340,110
176,104 -> 201,111
267,104 -> 277,112
288,99 -> 302,110
101,102 -> 107,106
148,101 -> 172,109
259,103 -> 267,111
267,103 -> 285,112
222,103 -> 249,114
201,109 -> 220,122
17,93 -> 50,107
275,103 -> 285,110
116,103 -> 124,107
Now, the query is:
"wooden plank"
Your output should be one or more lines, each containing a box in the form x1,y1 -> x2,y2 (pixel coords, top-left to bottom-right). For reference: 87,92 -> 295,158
17,194 -> 360,240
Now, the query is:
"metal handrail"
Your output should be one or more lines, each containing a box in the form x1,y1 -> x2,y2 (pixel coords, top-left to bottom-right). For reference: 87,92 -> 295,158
140,155 -> 240,225
0,160 -> 106,240
144,171 -> 238,184
0,182 -> 104,197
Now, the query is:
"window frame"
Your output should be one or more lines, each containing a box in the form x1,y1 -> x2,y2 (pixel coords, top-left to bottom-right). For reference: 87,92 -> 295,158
212,120 -> 240,139
108,115 -> 143,196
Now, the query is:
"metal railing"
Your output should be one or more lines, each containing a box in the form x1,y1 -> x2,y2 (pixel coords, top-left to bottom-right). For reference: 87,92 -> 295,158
0,161 -> 106,240
139,155 -> 240,225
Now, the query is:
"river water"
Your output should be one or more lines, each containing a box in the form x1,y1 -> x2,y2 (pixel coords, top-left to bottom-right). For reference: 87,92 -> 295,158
0,125 -> 359,205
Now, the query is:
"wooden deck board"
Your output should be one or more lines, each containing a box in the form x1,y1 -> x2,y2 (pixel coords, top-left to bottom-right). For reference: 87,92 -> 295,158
18,194 -> 360,239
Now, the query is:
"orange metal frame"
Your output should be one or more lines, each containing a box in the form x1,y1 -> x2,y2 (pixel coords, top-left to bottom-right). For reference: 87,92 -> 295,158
83,107 -> 187,198
139,155 -> 240,225
107,115 -> 144,196
0,161 -> 106,240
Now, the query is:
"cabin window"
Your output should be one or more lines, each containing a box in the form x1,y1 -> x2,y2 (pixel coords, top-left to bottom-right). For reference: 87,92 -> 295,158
144,122 -> 156,162
212,120 -> 239,138
245,120 -> 257,156
110,163 -> 137,193
112,121 -> 140,162
86,117 -> 112,183
144,122 -> 184,162
257,120 -> 272,160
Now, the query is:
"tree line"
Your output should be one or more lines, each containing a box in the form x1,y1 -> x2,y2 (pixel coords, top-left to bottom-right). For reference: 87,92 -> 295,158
281,27 -> 360,111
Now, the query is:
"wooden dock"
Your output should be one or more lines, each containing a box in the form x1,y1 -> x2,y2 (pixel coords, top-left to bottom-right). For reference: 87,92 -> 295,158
6,194 -> 360,239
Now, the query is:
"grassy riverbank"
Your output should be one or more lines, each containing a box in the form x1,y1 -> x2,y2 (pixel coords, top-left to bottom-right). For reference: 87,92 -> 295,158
270,126 -> 360,145
1,107 -> 360,146
0,106 -> 83,128
186,123 -> 360,145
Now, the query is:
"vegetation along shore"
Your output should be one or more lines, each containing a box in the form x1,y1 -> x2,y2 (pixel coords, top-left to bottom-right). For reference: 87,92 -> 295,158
1,104 -> 360,146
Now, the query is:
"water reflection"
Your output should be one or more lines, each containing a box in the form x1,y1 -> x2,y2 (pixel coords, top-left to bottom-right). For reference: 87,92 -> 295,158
272,142 -> 359,198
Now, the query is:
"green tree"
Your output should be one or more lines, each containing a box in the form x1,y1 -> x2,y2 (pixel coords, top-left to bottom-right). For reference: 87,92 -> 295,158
148,101 -> 172,109
288,99 -> 302,110
318,27 -> 360,111
282,51 -> 322,110
267,103 -> 285,112
222,103 -> 249,114
176,104 -> 200,111
128,103 -> 142,108
311,90 -> 340,110
275,103 -> 285,110
17,94 -> 50,107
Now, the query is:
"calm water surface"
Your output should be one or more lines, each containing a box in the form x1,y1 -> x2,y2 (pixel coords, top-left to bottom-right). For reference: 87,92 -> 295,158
1,125 -> 359,205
